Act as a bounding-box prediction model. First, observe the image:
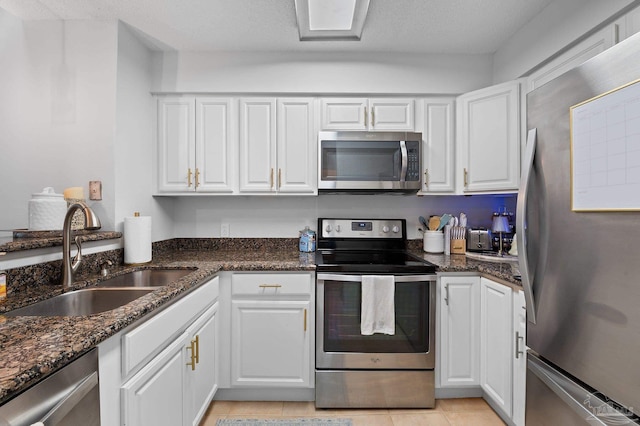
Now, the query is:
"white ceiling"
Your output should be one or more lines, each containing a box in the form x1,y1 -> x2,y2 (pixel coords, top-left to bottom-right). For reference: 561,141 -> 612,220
0,0 -> 555,54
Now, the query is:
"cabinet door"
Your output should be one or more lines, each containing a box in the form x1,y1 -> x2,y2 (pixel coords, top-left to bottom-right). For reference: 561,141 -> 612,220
439,275 -> 480,387
512,290 -> 526,426
239,98 -> 277,192
157,96 -> 195,192
184,302 -> 218,426
457,80 -> 520,193
231,300 -> 311,387
369,98 -> 414,131
527,26 -> 616,92
276,98 -> 316,194
480,277 -> 513,418
121,332 -> 189,426
320,98 -> 367,130
420,98 -> 455,193
196,97 -> 236,193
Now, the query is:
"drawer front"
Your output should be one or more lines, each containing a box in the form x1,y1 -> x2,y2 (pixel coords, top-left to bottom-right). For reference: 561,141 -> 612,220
122,276 -> 219,377
231,273 -> 312,296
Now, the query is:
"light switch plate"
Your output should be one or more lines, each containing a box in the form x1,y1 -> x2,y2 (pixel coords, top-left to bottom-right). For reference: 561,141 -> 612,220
89,181 -> 102,200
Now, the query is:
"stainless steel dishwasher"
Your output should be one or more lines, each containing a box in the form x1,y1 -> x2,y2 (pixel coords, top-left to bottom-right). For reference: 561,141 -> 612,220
0,348 -> 100,426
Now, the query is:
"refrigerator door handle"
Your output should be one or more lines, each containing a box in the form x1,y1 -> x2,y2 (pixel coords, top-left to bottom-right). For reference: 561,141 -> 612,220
517,128 -> 538,324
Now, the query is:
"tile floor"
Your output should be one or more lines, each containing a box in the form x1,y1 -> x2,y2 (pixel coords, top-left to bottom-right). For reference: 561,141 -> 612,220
199,398 -> 506,426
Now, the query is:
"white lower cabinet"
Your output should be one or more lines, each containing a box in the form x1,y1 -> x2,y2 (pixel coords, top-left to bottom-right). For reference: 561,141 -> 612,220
121,332 -> 189,426
99,277 -> 219,426
438,275 -> 481,388
438,274 -> 525,426
231,300 -> 310,387
480,277 -> 513,418
228,272 -> 314,389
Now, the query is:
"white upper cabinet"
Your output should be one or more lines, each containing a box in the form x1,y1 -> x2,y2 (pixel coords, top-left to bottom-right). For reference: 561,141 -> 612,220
419,98 -> 455,193
276,98 -> 317,194
196,98 -> 235,193
239,98 -> 277,193
239,97 -> 316,195
526,26 -> 616,92
457,80 -> 521,193
157,97 -> 195,193
321,98 -> 414,131
157,96 -> 235,194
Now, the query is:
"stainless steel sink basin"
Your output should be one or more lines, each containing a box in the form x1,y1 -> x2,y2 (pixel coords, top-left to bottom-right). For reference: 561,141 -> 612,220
5,288 -> 154,317
96,268 -> 192,288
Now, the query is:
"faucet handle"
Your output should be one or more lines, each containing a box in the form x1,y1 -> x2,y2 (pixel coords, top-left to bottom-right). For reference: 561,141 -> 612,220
100,260 -> 113,277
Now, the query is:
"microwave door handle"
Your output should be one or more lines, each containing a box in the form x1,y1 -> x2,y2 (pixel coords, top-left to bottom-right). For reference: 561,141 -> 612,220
400,140 -> 408,182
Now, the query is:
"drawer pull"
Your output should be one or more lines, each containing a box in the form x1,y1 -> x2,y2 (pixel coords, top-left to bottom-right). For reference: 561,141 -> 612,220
304,308 -> 307,332
259,284 -> 282,289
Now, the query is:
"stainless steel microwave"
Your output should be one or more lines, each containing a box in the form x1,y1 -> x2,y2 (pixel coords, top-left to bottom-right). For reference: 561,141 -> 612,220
318,131 -> 422,193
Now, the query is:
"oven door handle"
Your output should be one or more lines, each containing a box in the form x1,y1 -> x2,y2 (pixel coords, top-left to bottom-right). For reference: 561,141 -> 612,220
317,274 -> 436,283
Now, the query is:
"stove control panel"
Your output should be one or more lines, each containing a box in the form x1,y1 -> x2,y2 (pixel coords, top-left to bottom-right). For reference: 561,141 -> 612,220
320,219 -> 404,239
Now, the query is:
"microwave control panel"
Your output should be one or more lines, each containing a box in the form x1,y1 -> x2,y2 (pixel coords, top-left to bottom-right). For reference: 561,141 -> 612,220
406,141 -> 420,181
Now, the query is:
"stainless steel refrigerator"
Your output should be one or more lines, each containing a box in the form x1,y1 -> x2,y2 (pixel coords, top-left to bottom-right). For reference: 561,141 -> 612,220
519,33 -> 640,425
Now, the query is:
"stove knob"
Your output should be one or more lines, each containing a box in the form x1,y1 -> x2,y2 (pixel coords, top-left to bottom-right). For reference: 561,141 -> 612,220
335,225 -> 341,232
382,226 -> 390,233
392,225 -> 400,233
325,225 -> 332,233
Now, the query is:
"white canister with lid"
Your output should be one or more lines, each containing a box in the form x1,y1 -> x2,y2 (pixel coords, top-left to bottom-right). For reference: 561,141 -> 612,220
28,187 -> 67,230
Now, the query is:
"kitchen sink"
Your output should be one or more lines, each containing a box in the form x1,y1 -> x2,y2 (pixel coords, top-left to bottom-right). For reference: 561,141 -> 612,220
95,268 -> 192,288
5,288 -> 154,317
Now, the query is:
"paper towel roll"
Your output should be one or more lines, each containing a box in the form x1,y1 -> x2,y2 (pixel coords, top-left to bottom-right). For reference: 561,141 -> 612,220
124,214 -> 152,264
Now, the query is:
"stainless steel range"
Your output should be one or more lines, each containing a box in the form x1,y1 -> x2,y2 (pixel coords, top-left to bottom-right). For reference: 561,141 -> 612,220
315,218 -> 437,408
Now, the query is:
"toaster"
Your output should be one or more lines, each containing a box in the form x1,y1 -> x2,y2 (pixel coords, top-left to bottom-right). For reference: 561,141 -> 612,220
467,228 -> 492,252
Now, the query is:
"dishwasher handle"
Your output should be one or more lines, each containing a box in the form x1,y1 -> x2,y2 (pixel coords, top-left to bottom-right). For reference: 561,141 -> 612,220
37,371 -> 99,426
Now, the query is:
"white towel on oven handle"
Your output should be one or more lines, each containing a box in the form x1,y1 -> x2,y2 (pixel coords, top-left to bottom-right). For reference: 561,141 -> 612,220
360,275 -> 395,335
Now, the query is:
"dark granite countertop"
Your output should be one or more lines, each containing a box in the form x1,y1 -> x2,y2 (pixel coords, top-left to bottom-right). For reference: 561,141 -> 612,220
0,231 -> 122,253
0,246 -> 518,405
0,249 -> 314,404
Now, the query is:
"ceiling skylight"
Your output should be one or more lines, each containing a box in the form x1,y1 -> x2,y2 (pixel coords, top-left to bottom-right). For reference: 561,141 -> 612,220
294,0 -> 370,41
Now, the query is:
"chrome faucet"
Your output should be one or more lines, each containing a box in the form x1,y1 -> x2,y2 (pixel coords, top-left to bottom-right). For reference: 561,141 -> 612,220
61,202 -> 102,290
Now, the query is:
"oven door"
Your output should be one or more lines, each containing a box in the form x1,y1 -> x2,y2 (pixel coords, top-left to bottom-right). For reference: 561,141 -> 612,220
316,273 -> 436,370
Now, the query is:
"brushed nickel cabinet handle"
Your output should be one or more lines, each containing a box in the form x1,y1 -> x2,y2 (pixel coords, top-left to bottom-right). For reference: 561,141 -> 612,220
304,308 -> 307,332
371,108 -> 375,127
195,168 -> 200,188
424,169 -> 429,188
187,168 -> 193,187
444,284 -> 450,306
194,334 -> 200,364
464,168 -> 468,187
270,168 -> 274,189
278,168 -> 282,189
515,331 -> 524,359
364,106 -> 368,127
259,284 -> 282,288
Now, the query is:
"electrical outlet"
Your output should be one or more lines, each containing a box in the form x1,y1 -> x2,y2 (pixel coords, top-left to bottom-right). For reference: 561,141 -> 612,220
221,223 -> 230,237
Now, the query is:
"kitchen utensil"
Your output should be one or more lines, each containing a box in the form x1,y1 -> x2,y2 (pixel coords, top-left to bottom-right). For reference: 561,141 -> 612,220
453,216 -> 459,226
419,216 -> 428,230
459,213 -> 467,228
437,214 -> 452,231
428,216 -> 440,231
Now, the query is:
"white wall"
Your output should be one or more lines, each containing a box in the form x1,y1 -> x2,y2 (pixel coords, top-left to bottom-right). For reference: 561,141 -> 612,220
0,10 -> 118,230
493,0 -> 639,82
152,51 -> 493,95
172,194 -> 516,240
115,23 -> 174,241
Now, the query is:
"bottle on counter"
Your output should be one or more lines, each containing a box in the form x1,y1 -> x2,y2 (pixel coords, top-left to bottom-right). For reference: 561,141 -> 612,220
299,226 -> 316,253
